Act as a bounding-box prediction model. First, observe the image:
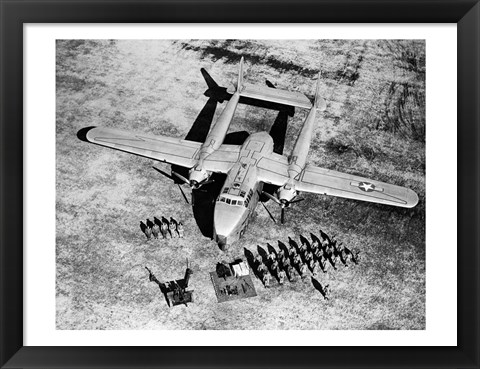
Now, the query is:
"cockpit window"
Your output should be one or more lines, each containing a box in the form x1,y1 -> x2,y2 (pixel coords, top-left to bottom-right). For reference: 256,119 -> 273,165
240,191 -> 246,197
231,200 -> 237,206
237,200 -> 244,206
226,198 -> 231,204
219,197 -> 226,202
222,187 -> 229,194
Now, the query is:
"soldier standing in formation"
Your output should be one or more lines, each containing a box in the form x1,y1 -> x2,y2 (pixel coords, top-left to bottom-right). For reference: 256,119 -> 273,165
145,226 -> 152,241
277,249 -> 285,263
286,265 -> 296,281
292,253 -> 302,267
299,241 -> 307,254
278,269 -> 286,285
262,271 -> 271,288
169,218 -> 177,238
177,222 -> 185,238
160,221 -> 169,239
311,259 -> 321,277
270,259 -> 279,275
152,223 -> 160,239
288,244 -> 297,259
304,250 -> 313,264
299,263 -> 308,279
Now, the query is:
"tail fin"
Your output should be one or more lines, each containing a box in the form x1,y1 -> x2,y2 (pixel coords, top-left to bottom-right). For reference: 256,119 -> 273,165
237,56 -> 244,92
314,72 -> 327,111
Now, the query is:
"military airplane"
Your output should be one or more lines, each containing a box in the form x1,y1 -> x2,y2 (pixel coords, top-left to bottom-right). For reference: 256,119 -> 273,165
81,57 -> 419,250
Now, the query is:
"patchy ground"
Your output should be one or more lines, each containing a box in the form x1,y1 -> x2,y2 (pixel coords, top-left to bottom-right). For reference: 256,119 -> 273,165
56,39 -> 425,330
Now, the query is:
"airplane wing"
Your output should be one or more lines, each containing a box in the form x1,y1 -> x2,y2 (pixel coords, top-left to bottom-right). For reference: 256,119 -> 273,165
240,83 -> 312,109
85,126 -> 201,168
257,156 -> 419,208
202,144 -> 241,173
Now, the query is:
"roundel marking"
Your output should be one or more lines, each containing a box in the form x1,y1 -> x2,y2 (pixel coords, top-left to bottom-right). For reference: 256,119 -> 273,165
358,182 -> 375,192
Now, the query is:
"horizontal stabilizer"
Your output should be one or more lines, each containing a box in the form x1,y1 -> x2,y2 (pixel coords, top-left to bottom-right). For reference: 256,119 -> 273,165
240,83 -> 312,109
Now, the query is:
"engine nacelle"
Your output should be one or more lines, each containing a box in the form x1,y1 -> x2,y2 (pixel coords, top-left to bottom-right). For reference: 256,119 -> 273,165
277,183 -> 297,205
188,164 -> 210,188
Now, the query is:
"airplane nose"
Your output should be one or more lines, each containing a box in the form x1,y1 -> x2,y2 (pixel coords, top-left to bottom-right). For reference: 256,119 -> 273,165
214,202 -> 246,248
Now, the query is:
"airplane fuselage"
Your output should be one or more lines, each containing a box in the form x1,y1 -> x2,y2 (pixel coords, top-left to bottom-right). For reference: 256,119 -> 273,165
213,131 -> 274,249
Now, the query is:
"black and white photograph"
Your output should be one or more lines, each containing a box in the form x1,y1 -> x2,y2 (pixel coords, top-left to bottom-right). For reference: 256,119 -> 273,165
56,39 -> 425,330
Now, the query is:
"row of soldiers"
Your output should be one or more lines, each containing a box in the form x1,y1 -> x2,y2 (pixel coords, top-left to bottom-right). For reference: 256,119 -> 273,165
142,217 -> 185,240
251,230 -> 360,290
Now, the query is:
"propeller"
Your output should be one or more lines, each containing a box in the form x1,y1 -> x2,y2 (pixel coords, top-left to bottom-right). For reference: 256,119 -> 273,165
172,171 -> 190,185
172,171 -> 215,189
152,167 -> 189,204
261,191 -> 304,224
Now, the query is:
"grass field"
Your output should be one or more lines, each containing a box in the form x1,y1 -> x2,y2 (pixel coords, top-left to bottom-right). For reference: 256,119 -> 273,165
56,39 -> 425,330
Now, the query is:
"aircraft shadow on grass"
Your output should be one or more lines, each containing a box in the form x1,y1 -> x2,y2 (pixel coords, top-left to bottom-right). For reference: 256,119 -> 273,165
77,68 -> 294,242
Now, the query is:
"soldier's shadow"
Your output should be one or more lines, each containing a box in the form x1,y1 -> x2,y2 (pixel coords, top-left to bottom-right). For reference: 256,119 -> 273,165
140,221 -> 147,235
299,234 -> 310,248
257,245 -> 269,264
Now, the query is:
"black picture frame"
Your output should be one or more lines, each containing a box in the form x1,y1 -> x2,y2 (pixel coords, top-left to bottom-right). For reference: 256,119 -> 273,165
1,1 -> 478,368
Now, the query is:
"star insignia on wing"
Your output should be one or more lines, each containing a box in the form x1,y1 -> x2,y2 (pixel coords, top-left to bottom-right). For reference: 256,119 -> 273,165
358,182 -> 375,192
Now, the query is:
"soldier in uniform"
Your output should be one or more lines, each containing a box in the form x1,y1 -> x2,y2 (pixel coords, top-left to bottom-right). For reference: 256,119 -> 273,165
160,221 -> 169,239
151,223 -> 160,239
299,241 -> 307,254
169,218 -> 177,238
281,256 -> 291,269
319,255 -> 327,273
336,243 -> 348,266
262,271 -> 271,288
314,247 -> 323,260
311,259 -> 321,276
278,269 -> 286,285
145,226 -> 152,241
304,250 -> 313,264
321,284 -> 330,300
311,239 -> 319,252
292,253 -> 302,267
351,249 -> 361,264
286,265 -> 296,282
268,251 -> 276,263
288,244 -> 297,258
277,249 -> 285,262
270,259 -> 279,277
176,222 -> 185,238
257,261 -> 268,275
299,262 -> 308,279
